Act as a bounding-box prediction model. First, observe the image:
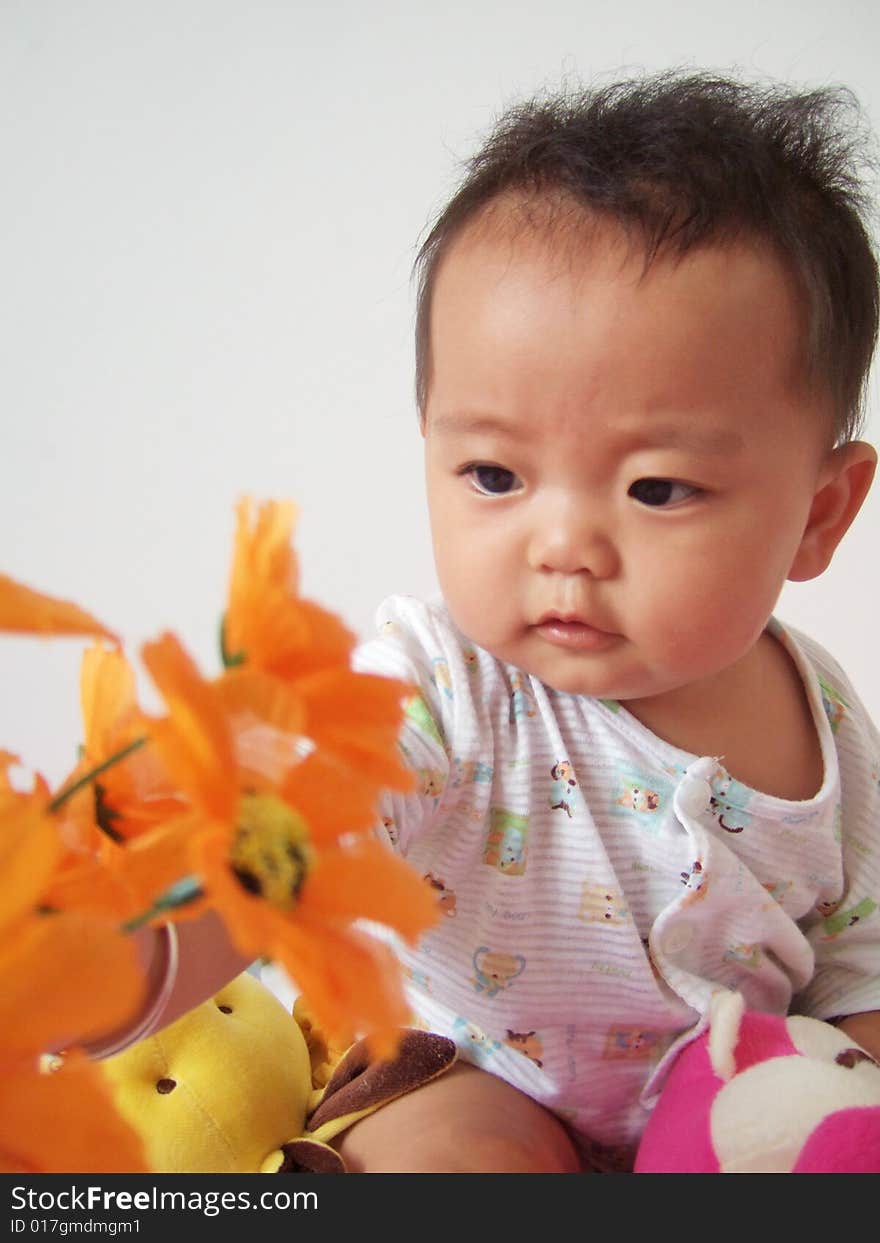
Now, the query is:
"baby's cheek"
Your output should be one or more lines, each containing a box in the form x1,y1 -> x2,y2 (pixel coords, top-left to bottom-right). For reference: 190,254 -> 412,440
632,576 -> 765,675
441,562 -> 520,652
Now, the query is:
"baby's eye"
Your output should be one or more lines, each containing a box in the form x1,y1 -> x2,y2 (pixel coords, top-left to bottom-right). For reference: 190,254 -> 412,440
466,465 -> 521,496
628,478 -> 699,508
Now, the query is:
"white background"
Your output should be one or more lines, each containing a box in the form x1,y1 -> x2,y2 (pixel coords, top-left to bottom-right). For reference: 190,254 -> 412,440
2,0 -> 878,786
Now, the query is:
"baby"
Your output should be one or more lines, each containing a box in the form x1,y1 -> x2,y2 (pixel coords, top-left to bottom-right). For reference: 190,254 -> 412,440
334,71 -> 880,1172
106,71 -> 880,1173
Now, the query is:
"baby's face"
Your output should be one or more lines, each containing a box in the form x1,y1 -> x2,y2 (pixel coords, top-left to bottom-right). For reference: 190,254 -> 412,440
422,211 -> 835,705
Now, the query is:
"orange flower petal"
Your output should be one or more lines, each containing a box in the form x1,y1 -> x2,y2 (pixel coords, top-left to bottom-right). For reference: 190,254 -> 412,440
229,497 -> 300,609
116,814 -> 212,921
269,916 -> 409,1057
0,777 -> 60,939
297,668 -> 414,789
266,599 -> 356,679
41,854 -> 136,924
230,592 -> 356,682
0,1053 -> 148,1173
0,573 -> 118,642
73,644 -> 189,842
224,498 -> 356,678
217,668 -> 306,733
301,838 -> 439,943
0,912 -> 144,1058
80,643 -> 139,757
186,831 -> 287,983
48,781 -> 109,863
0,752 -> 50,803
277,751 -> 391,845
141,633 -> 236,821
41,814 -> 203,927
225,497 -> 299,657
193,832 -> 409,1056
215,668 -> 307,787
0,750 -> 22,784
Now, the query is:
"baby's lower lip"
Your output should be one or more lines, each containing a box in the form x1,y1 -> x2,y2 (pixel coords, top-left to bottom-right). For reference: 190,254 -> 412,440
534,620 -> 619,651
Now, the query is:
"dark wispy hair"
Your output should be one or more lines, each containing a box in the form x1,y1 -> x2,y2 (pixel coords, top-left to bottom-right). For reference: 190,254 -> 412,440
413,72 -> 879,443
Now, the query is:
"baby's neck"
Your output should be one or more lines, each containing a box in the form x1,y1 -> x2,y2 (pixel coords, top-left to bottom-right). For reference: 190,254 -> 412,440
623,630 -> 824,801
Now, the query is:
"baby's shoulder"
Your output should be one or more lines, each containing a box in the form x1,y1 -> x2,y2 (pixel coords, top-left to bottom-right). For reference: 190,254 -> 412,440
354,595 -> 479,679
353,596 -> 491,726
353,596 -> 555,743
777,619 -> 878,749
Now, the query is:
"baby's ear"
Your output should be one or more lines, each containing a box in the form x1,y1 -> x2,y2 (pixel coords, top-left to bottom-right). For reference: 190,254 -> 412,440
788,440 -> 877,582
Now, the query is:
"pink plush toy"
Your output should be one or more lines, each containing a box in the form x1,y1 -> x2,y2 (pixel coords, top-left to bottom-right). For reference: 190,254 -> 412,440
634,991 -> 880,1173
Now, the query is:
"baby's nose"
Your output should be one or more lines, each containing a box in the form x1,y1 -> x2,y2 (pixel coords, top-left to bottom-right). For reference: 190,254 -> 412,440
527,503 -> 619,578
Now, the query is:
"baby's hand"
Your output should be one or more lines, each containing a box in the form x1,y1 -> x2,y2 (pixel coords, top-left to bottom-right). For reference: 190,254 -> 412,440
834,1009 -> 880,1063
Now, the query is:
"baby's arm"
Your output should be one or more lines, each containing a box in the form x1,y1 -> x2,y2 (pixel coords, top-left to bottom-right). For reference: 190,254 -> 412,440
335,1060 -> 581,1173
84,911 -> 251,1058
155,910 -> 252,1026
836,1010 -> 880,1060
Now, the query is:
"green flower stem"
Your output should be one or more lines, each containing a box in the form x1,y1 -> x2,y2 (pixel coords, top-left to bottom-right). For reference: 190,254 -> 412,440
219,613 -> 246,668
47,736 -> 149,813
121,876 -> 205,934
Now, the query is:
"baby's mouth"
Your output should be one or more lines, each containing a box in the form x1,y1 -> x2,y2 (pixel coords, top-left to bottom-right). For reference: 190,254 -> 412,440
533,614 -> 620,652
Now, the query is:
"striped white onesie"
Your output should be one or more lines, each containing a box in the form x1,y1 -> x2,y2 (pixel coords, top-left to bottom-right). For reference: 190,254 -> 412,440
354,595 -> 880,1165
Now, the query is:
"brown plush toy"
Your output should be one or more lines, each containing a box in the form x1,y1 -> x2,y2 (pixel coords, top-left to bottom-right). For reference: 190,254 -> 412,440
99,971 -> 457,1173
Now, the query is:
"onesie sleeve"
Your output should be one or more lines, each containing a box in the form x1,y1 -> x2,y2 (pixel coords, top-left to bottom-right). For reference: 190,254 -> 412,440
792,648 -> 880,1022
351,597 -> 454,858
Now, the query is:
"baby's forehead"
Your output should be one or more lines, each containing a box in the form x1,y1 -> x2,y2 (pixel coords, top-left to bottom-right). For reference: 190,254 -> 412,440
427,198 -> 833,449
436,199 -> 807,376
449,191 -> 789,294
443,200 -> 815,391
449,191 -> 629,273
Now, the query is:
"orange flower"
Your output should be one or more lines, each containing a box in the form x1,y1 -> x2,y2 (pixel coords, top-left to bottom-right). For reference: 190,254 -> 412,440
1,1053 -> 148,1173
223,496 -> 414,792
0,573 -> 117,642
0,756 -> 145,1059
45,645 -> 193,922
77,643 -> 184,839
0,753 -> 56,930
142,632 -> 438,1052
0,757 -> 148,1171
0,904 -> 145,1061
223,498 -> 354,678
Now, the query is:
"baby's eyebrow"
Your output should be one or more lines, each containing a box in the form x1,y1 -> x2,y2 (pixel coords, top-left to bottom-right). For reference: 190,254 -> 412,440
623,422 -> 746,456
429,410 -> 745,456
428,411 -> 530,441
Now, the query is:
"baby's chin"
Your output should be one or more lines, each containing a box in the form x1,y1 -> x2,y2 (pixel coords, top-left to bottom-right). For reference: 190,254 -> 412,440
451,616 -> 687,701
484,643 -> 646,701
502,649 -> 687,705
534,670 -> 642,700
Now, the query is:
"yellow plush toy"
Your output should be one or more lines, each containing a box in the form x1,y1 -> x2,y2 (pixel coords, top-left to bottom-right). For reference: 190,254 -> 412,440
100,971 -> 457,1173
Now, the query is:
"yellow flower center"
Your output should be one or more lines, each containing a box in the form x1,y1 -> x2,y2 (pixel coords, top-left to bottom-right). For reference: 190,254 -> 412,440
230,792 -> 313,911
